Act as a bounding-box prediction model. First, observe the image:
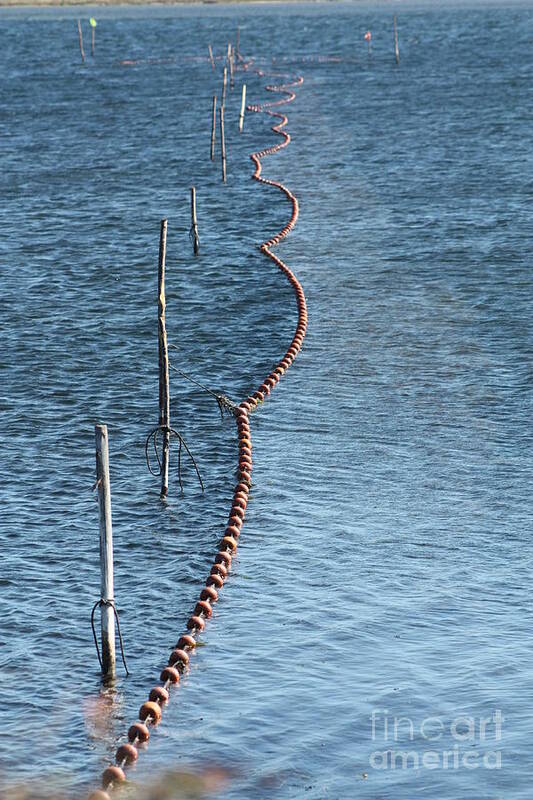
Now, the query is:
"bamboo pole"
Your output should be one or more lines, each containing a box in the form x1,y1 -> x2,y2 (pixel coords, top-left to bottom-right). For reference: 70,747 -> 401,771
229,51 -> 234,89
190,187 -> 199,255
239,83 -> 247,132
210,95 -> 217,161
157,219 -> 171,498
221,66 -> 227,109
95,424 -> 116,681
208,44 -> 215,70
220,106 -> 226,183
393,15 -> 400,64
77,19 -> 85,63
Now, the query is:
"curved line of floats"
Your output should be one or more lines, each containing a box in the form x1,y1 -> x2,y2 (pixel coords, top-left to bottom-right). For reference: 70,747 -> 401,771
89,69 -> 306,799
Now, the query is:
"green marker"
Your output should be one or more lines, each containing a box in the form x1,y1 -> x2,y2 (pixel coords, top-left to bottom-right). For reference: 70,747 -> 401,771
89,18 -> 97,57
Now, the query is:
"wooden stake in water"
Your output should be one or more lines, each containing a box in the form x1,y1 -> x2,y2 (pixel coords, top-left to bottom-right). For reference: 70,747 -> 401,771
77,19 -> 85,63
236,26 -> 240,57
210,95 -> 217,161
239,83 -> 247,132
190,187 -> 199,255
221,67 -> 227,109
95,424 -> 116,681
157,219 -> 171,498
393,15 -> 400,64
208,44 -> 215,70
90,17 -> 97,58
220,106 -> 226,183
230,51 -> 235,89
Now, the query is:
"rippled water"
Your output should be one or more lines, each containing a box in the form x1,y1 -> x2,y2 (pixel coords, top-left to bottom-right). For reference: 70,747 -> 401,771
1,2 -> 532,798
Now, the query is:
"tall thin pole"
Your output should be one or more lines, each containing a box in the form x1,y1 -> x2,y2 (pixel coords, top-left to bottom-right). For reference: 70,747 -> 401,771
220,106 -> 226,183
208,44 -> 215,70
393,15 -> 400,65
95,424 -> 116,681
191,187 -> 199,255
239,84 -> 247,132
236,26 -> 240,58
158,219 -> 170,498
210,95 -> 217,161
221,66 -> 227,109
77,19 -> 85,63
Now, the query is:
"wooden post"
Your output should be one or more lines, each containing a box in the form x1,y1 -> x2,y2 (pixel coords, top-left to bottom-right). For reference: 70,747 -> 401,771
393,15 -> 400,64
221,67 -> 227,109
220,106 -> 226,183
95,424 -> 116,681
190,187 -> 199,255
91,26 -> 95,58
208,44 -> 215,70
229,51 -> 234,89
157,219 -> 171,498
239,83 -> 246,132
77,19 -> 85,63
236,26 -> 240,57
210,95 -> 217,161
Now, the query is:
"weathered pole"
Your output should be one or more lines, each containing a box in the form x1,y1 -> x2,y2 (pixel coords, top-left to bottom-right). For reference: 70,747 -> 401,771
77,19 -> 85,63
393,15 -> 400,64
220,106 -> 226,183
157,219 -> 171,498
221,66 -> 227,109
208,44 -> 215,70
210,95 -> 217,161
191,187 -> 199,255
239,83 -> 247,132
90,17 -> 96,58
95,424 -> 116,681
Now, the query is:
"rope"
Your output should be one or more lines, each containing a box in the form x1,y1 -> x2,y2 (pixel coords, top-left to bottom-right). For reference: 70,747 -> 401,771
167,346 -> 239,419
90,599 -> 130,676
144,425 -> 204,492
92,57 -> 307,800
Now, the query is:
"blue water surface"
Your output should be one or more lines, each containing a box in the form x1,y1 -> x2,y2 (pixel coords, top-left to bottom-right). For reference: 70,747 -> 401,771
0,2 -> 532,798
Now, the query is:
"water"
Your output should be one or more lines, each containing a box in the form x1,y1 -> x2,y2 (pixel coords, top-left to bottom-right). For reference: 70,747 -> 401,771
1,2 -> 532,797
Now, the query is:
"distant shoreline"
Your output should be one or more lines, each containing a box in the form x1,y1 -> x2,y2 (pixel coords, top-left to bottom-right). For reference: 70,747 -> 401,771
0,0 -> 314,7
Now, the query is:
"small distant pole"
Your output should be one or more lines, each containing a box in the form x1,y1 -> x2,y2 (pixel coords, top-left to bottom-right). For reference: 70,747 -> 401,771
90,17 -> 97,58
190,187 -> 199,255
393,15 -> 400,64
226,42 -> 231,63
221,66 -> 227,109
220,106 -> 226,183
157,219 -> 171,498
364,30 -> 372,56
239,83 -> 247,132
208,44 -> 215,70
210,95 -> 217,160
95,424 -> 116,681
229,51 -> 235,89
236,26 -> 240,57
77,19 -> 85,63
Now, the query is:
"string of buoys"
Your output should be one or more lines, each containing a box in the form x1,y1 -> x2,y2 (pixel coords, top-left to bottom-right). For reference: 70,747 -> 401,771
89,67 -> 306,800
